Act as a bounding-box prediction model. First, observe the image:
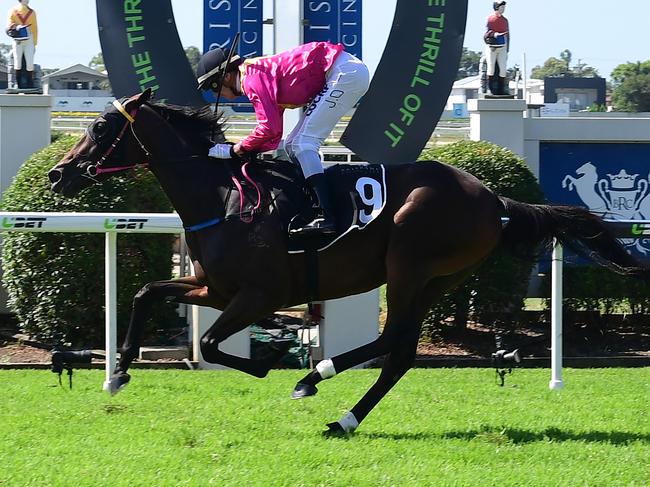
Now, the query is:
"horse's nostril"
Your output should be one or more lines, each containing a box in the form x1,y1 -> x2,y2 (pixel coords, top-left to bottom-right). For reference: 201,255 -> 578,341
48,168 -> 63,184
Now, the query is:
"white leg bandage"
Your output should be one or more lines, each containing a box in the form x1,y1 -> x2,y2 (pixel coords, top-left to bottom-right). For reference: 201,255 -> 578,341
315,358 -> 337,379
337,412 -> 359,433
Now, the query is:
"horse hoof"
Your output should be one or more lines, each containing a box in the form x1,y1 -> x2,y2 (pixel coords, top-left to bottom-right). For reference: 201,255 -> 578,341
291,382 -> 318,399
103,373 -> 130,396
323,421 -> 347,437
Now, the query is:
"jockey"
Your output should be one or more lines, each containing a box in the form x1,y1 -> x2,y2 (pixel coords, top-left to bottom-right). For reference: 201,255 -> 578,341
6,0 -> 38,89
197,41 -> 370,237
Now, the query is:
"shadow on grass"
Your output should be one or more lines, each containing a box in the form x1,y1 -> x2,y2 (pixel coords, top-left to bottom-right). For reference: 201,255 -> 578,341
359,427 -> 650,445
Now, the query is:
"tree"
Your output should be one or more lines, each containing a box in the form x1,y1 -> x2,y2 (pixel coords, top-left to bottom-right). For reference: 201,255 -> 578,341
457,47 -> 482,80
559,49 -> 572,69
611,73 -> 650,112
185,46 -> 201,74
0,43 -> 11,70
531,49 -> 599,79
610,61 -> 650,87
531,56 -> 571,79
88,52 -> 105,72
88,52 -> 112,92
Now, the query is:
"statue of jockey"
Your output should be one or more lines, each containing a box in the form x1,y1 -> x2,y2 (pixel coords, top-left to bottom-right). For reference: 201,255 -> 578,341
6,0 -> 38,89
197,41 -> 370,237
484,1 -> 509,96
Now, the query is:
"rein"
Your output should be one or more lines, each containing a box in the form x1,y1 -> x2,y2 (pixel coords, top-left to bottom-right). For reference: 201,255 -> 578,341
230,162 -> 262,224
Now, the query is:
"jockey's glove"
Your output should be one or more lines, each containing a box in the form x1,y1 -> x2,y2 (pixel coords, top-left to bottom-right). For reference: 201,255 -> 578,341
208,143 -> 237,159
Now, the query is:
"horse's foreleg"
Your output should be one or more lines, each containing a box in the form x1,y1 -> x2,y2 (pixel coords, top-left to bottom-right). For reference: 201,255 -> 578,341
562,176 -> 574,190
200,289 -> 287,378
105,276 -> 219,395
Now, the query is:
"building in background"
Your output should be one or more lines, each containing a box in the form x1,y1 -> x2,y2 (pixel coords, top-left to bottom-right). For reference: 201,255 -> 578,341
42,64 -> 112,112
447,75 -> 545,111
544,77 -> 607,112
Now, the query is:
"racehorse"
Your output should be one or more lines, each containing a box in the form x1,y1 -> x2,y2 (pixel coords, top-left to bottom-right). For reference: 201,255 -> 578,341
49,89 -> 650,434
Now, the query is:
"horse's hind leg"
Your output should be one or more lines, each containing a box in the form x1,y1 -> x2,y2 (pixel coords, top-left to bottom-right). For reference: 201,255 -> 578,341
292,263 -> 440,398
322,269 -> 479,434
105,276 -> 222,395
199,288 -> 290,378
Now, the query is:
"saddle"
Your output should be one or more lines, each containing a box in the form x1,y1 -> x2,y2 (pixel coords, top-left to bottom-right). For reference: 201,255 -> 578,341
226,158 -> 387,253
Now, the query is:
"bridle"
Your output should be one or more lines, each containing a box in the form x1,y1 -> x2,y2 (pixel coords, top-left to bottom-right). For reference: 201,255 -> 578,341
82,96 -> 263,227
85,99 -> 151,178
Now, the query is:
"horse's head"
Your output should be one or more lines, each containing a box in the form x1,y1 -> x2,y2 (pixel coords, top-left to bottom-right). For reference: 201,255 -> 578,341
49,90 -> 153,197
576,161 -> 597,177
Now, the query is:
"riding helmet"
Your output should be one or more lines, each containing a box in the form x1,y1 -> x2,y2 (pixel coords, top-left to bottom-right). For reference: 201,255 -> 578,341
196,48 -> 241,90
493,1 -> 506,10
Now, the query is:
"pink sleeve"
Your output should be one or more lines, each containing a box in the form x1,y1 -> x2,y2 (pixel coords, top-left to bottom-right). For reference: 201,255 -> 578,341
240,71 -> 284,153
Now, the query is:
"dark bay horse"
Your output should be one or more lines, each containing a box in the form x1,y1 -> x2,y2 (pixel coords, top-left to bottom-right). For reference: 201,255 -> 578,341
49,90 -> 649,434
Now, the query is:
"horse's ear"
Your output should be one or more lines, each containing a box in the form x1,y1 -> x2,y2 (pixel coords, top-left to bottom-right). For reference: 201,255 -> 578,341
128,88 -> 153,110
141,87 -> 153,103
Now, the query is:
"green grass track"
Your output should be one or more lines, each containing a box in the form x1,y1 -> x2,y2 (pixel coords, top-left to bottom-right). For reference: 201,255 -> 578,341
1,368 -> 649,486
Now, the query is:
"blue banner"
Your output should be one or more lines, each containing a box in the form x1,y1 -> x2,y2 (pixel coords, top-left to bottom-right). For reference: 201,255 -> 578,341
303,0 -> 362,59
203,0 -> 263,107
540,142 -> 650,258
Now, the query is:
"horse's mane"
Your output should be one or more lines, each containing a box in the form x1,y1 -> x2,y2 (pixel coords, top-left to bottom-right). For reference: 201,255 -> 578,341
145,101 -> 227,147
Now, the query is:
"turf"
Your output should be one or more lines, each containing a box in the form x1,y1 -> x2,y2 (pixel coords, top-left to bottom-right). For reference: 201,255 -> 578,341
1,368 -> 649,486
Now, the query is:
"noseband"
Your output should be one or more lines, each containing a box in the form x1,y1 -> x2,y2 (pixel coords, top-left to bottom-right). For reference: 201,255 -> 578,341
86,99 -> 150,177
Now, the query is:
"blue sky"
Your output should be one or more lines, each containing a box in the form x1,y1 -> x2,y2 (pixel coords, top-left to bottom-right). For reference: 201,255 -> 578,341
1,0 -> 648,80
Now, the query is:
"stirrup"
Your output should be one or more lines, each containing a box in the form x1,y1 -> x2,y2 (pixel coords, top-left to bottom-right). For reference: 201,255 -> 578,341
289,215 -> 337,236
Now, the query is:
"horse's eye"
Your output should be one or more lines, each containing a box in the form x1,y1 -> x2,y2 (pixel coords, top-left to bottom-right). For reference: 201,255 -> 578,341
93,120 -> 109,137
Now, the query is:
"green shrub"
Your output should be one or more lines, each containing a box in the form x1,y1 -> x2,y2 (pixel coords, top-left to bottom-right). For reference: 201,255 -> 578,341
544,262 -> 650,328
50,130 -> 66,144
419,140 -> 544,334
1,135 -> 176,346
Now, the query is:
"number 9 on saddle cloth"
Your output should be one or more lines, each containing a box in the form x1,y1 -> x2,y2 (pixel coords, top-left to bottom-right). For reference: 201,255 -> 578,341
227,158 -> 387,253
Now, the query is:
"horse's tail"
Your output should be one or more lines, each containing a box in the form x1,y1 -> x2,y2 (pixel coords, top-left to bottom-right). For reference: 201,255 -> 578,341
498,196 -> 650,280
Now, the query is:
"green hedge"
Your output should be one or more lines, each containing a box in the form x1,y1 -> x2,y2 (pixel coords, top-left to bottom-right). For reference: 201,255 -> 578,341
1,135 -> 176,346
419,140 -> 544,333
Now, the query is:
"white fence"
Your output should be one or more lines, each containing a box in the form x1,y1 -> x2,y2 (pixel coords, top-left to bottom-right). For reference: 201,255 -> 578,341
0,212 -> 183,389
4,211 -> 637,391
51,116 -> 470,150
0,211 -> 380,386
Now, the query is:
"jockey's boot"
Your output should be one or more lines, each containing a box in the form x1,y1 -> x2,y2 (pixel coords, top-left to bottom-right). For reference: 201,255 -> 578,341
487,75 -> 497,95
497,76 -> 509,95
14,68 -> 23,89
25,70 -> 34,89
290,173 -> 337,237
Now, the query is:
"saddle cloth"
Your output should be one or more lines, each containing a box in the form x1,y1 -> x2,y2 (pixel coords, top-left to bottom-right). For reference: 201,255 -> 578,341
226,160 -> 387,253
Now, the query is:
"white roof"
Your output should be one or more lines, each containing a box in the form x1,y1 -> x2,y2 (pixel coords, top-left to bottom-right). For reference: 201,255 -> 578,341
42,64 -> 108,80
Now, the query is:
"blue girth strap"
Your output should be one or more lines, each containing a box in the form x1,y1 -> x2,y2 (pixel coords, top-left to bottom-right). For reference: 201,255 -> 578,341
184,217 -> 222,232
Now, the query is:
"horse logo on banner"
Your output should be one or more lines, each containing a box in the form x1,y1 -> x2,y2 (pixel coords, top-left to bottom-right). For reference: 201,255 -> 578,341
562,161 -> 650,254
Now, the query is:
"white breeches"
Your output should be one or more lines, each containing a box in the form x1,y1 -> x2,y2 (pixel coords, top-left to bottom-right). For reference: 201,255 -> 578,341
285,51 -> 370,179
486,45 -> 507,77
13,38 -> 35,71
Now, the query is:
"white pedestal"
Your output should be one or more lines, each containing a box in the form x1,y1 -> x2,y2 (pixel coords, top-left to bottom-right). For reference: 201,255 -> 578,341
0,94 -> 52,313
468,98 -> 526,156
